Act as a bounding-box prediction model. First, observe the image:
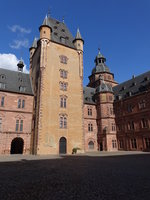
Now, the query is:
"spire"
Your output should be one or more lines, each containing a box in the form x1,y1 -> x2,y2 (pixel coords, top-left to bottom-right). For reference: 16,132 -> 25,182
95,48 -> 106,65
73,28 -> 84,44
75,28 -> 82,40
31,37 -> 37,48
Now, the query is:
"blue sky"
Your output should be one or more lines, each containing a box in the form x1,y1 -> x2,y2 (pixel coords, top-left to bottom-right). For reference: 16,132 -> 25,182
0,0 -> 150,85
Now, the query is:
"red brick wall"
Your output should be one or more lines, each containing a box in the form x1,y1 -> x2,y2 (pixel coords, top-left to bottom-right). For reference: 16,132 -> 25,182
83,104 -> 97,151
114,89 -> 150,151
0,91 -> 33,154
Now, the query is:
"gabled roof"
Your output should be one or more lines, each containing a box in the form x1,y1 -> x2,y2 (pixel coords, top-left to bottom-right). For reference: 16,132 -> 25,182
0,68 -> 33,95
83,87 -> 96,105
39,16 -> 76,49
113,70 -> 150,100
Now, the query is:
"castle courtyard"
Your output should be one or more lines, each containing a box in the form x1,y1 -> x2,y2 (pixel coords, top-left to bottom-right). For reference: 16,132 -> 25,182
0,152 -> 150,200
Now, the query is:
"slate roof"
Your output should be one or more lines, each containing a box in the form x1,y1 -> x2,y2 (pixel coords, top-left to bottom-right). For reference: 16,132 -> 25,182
30,37 -> 37,49
92,51 -> 110,74
0,68 -> 33,95
92,63 -> 110,74
113,71 -> 150,100
96,81 -> 113,93
83,87 -> 96,105
39,15 -> 76,49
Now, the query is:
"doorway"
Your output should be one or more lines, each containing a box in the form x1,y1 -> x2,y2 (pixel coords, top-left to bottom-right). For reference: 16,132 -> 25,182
10,137 -> 24,154
59,137 -> 67,154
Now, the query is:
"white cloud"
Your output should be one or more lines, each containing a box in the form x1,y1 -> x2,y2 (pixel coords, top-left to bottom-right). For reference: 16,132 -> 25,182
9,39 -> 29,49
0,53 -> 29,73
8,25 -> 31,34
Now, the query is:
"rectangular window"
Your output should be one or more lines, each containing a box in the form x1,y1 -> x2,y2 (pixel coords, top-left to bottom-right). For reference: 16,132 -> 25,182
88,108 -> 92,116
119,140 -> 123,148
88,123 -> 93,132
20,120 -> 23,132
139,100 -> 146,109
22,100 -> 25,108
112,140 -> 117,148
64,98 -> 66,108
1,96 -> 4,107
64,83 -> 67,91
112,123 -> 116,131
16,119 -> 19,131
145,138 -> 150,148
60,117 -> 63,128
60,98 -> 63,108
64,71 -> 67,79
18,99 -> 21,108
141,118 -> 148,128
0,118 -> 2,131
64,117 -> 67,128
127,104 -> 133,113
131,138 -> 137,149
128,121 -> 134,130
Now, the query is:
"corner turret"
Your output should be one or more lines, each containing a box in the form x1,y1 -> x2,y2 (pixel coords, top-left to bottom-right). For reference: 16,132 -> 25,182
73,28 -> 84,51
39,15 -> 52,41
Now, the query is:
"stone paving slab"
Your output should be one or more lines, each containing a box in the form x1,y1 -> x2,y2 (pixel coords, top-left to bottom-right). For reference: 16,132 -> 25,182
0,153 -> 150,200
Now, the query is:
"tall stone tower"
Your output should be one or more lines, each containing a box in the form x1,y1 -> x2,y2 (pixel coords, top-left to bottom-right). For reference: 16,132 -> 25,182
30,15 -> 84,154
85,50 -> 118,151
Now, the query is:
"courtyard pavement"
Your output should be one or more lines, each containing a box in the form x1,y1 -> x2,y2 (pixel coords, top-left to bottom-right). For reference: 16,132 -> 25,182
0,151 -> 150,200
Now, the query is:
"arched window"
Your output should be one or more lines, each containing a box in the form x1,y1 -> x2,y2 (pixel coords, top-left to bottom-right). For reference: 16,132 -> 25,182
88,141 -> 94,149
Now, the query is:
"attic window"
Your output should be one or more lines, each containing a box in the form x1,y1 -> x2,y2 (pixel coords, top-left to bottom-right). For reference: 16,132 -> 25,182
56,21 -> 60,24
61,29 -> 65,32
54,32 -> 58,36
122,86 -> 126,90
19,86 -> 26,92
132,82 -> 136,86
54,26 -> 57,29
60,37 -> 66,44
0,82 -> 6,89
144,77 -> 149,81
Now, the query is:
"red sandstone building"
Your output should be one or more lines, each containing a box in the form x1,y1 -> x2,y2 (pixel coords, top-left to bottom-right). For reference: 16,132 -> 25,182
83,50 -> 118,152
113,72 -> 150,151
0,61 -> 33,154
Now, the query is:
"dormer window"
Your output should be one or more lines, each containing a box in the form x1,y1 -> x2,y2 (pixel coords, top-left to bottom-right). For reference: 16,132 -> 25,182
60,37 -> 66,44
54,32 -> 58,36
19,86 -> 26,92
0,83 -> 6,89
121,86 -> 126,91
144,77 -> 149,81
132,82 -> 136,86
61,29 -> 65,32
